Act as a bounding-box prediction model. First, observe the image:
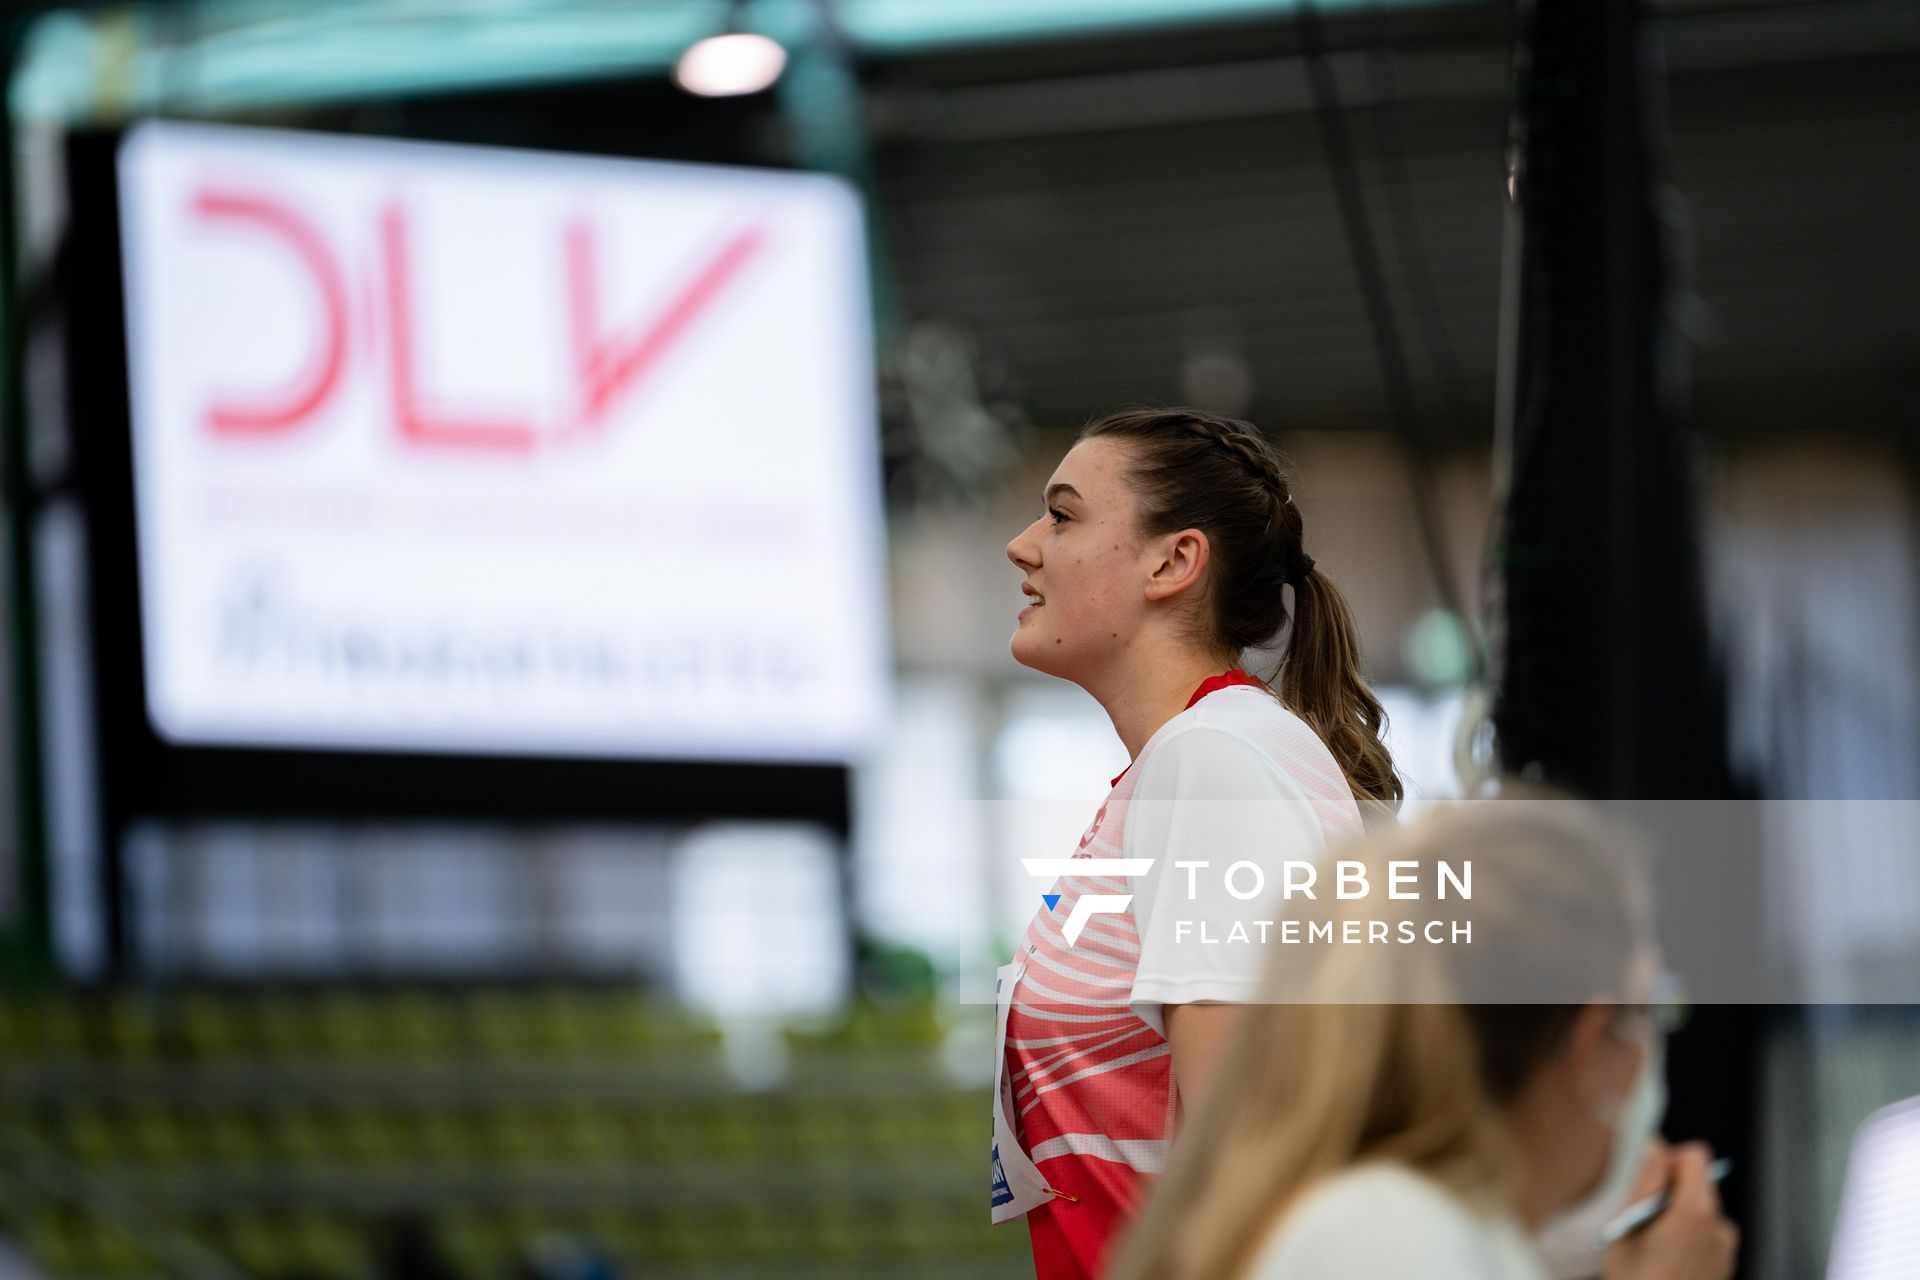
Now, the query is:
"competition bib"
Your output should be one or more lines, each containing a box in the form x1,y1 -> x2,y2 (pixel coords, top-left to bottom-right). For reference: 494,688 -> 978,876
990,960 -> 1055,1222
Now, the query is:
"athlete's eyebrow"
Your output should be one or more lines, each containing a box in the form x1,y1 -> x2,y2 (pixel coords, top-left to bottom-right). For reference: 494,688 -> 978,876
1044,483 -> 1082,505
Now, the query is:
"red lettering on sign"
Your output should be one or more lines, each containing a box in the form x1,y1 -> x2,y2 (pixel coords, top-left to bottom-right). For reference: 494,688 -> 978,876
564,218 -> 766,435
190,188 -> 766,453
193,190 -> 347,435
379,203 -> 537,453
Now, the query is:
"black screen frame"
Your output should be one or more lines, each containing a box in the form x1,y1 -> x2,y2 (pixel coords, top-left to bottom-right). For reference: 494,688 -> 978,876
62,126 -> 855,836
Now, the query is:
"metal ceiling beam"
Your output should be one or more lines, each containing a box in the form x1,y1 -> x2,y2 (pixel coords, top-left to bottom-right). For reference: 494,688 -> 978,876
8,0 -> 1477,122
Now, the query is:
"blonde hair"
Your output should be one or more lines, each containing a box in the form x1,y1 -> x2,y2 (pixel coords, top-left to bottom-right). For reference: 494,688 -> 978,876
1106,792 -> 1652,1280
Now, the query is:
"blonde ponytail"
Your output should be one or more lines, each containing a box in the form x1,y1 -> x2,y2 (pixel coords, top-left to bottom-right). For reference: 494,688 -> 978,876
1108,994 -> 1501,1280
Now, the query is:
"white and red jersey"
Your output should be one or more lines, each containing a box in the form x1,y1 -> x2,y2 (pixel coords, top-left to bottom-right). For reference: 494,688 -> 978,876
995,671 -> 1366,1280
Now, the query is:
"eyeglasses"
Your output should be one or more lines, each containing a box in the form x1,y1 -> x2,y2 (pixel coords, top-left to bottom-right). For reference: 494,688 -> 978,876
1628,974 -> 1689,1036
1613,970 -> 1690,1038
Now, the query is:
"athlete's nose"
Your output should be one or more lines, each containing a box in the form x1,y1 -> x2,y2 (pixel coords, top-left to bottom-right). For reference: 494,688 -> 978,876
1007,518 -> 1041,571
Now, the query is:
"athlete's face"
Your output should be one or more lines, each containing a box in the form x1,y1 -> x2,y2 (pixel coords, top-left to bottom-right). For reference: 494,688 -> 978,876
1005,438 -> 1149,679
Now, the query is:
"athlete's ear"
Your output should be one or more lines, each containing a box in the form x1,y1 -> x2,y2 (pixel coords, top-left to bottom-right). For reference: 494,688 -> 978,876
1143,528 -> 1209,603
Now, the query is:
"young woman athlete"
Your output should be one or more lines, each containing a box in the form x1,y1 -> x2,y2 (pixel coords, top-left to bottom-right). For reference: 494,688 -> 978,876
992,407 -> 1403,1279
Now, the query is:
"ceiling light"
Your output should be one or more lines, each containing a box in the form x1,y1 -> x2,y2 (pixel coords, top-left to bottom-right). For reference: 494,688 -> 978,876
674,32 -> 787,97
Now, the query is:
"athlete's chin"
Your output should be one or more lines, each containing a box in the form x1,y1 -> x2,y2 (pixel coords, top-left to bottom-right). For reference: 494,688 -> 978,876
1010,627 -> 1077,679
1008,632 -> 1040,671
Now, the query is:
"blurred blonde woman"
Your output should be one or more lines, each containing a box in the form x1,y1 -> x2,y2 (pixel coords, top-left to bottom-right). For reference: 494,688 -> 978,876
1108,796 -> 1739,1280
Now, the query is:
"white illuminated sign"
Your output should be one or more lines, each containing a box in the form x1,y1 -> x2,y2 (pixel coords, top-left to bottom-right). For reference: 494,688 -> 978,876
117,120 -> 889,763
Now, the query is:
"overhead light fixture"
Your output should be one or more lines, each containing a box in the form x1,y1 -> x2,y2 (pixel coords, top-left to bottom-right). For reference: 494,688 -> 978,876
674,29 -> 787,98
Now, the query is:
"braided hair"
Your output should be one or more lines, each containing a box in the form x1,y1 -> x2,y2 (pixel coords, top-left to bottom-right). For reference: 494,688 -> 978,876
1080,406 -> 1403,814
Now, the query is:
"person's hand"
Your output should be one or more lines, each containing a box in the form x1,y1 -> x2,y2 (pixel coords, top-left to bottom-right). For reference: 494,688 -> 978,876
1603,1141 -> 1740,1280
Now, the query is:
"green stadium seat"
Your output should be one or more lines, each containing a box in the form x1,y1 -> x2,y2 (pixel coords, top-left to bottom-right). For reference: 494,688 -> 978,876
60,1105 -> 118,1163
289,1211 -> 364,1279
101,994 -> 163,1062
314,991 -> 377,1057
125,1103 -> 189,1164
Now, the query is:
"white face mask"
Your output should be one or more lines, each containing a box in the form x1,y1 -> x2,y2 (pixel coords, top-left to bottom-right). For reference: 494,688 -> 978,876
1536,1027 -> 1668,1270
